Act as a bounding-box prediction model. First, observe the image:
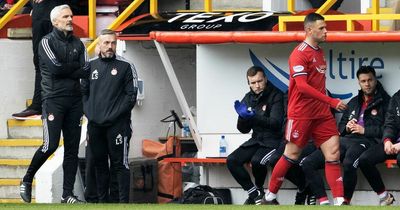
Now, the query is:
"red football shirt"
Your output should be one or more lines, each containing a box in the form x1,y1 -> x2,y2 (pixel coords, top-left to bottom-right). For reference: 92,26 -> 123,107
287,42 -> 336,119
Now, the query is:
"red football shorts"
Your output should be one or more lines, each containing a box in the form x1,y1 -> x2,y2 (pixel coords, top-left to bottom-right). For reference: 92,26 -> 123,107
285,117 -> 339,148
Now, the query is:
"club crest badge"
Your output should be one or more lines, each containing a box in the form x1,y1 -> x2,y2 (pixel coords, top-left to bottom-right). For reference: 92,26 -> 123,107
48,114 -> 55,121
111,68 -> 118,75
262,105 -> 267,111
292,130 -> 299,139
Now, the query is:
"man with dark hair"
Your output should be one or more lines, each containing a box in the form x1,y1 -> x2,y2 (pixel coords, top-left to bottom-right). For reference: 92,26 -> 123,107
300,66 -> 390,205
82,29 -> 138,203
262,12 -> 347,205
358,90 -> 400,206
227,66 -> 284,205
19,4 -> 89,204
12,0 -> 65,118
228,66 -> 313,205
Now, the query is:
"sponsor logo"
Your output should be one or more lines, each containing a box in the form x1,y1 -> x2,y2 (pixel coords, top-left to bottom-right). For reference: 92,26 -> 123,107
293,65 -> 304,73
168,12 -> 274,23
168,12 -> 274,31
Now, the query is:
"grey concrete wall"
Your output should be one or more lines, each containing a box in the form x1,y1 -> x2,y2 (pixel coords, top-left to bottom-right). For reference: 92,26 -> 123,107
0,39 -> 196,159
120,41 -> 196,157
0,40 -> 35,139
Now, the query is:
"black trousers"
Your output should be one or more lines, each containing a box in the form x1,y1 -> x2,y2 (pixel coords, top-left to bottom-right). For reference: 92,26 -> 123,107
227,143 -> 279,191
227,141 -> 315,192
84,146 -> 120,203
359,143 -> 400,193
301,136 -> 372,199
87,117 -> 131,203
23,96 -> 82,198
30,19 -> 53,110
341,137 -> 372,200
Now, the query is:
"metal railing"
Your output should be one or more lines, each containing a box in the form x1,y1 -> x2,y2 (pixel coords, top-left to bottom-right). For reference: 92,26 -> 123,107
0,0 -> 29,30
2,0 -> 399,48
280,0 -> 399,31
0,0 -> 149,54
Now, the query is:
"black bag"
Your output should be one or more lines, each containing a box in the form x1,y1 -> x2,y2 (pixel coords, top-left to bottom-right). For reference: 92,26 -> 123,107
129,158 -> 158,203
180,185 -> 224,204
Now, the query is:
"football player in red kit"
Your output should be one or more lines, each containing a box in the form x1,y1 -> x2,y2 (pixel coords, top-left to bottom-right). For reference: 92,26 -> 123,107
263,12 -> 348,205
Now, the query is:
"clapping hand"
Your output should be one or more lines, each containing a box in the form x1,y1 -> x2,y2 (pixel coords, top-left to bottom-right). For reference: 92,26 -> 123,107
234,100 -> 255,119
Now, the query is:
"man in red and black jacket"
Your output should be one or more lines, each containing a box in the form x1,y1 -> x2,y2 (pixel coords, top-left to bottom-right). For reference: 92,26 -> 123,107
358,89 -> 400,206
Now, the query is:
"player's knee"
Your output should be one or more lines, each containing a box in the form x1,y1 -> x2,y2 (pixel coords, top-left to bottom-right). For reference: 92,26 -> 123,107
323,149 -> 340,161
342,158 -> 356,172
250,157 -> 267,168
226,154 -> 239,169
358,154 -> 370,168
300,156 -> 316,171
283,154 -> 298,164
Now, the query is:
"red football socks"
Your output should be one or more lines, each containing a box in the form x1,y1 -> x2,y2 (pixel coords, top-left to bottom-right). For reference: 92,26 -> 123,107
268,156 -> 293,194
325,161 -> 344,198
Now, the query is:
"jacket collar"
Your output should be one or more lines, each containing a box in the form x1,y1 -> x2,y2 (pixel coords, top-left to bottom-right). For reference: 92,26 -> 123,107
52,27 -> 73,41
98,53 -> 116,62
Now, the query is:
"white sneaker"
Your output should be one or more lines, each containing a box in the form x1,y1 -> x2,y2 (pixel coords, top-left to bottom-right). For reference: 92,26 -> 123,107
380,193 -> 395,206
333,197 -> 345,206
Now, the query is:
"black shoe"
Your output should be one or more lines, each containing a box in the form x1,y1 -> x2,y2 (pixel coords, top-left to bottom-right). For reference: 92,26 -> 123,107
261,198 -> 279,205
61,195 -> 86,204
254,192 -> 266,205
12,108 -> 41,118
20,181 -> 32,203
244,197 -> 255,205
295,191 -> 307,205
307,194 -> 317,205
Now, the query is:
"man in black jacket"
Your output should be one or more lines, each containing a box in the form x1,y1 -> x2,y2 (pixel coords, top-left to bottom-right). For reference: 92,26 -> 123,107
227,66 -> 310,205
12,0 -> 65,118
19,4 -> 89,204
358,89 -> 400,206
82,29 -> 138,203
300,66 -> 390,205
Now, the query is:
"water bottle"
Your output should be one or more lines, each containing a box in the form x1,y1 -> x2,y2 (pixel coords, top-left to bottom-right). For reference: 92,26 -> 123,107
219,135 -> 228,157
181,115 -> 190,137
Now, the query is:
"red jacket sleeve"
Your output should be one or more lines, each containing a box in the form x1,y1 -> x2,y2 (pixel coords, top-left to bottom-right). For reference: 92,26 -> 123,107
294,76 -> 340,108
